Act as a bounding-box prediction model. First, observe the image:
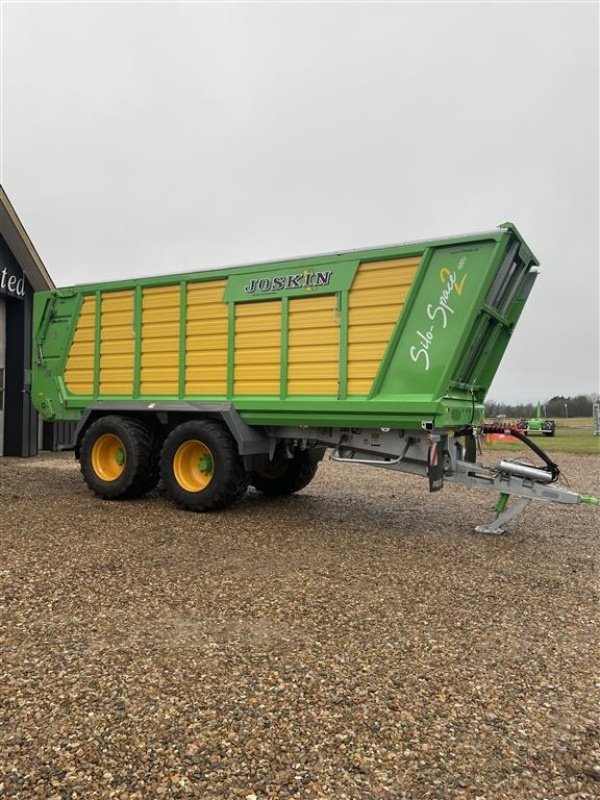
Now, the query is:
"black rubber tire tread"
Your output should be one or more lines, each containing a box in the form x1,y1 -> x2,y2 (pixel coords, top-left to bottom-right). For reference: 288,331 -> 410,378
135,424 -> 162,495
250,449 -> 320,496
80,415 -> 160,500
160,420 -> 248,512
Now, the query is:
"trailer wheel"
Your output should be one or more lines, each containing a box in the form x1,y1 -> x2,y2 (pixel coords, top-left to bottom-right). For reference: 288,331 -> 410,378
80,416 -> 159,499
251,448 -> 320,496
160,420 -> 248,511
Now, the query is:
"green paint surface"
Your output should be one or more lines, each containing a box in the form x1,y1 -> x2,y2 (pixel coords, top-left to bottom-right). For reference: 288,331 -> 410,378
32,224 -> 538,432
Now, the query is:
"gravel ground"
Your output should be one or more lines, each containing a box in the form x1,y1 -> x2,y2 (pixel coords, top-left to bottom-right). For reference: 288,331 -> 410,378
1,450 -> 599,800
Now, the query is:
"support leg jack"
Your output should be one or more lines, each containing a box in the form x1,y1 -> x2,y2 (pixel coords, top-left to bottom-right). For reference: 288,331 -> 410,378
474,493 -> 532,535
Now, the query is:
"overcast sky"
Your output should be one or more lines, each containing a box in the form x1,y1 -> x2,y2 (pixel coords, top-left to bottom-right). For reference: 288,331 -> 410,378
1,1 -> 598,404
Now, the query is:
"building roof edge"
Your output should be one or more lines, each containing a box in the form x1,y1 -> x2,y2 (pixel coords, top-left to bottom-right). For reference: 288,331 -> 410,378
0,185 -> 54,291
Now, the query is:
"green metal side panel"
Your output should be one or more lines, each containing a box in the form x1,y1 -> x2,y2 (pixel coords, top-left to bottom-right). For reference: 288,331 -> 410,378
376,240 -> 502,399
31,224 -> 538,431
32,290 -> 86,421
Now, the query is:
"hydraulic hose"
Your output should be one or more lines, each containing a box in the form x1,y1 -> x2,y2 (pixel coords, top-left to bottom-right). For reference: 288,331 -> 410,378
478,423 -> 560,482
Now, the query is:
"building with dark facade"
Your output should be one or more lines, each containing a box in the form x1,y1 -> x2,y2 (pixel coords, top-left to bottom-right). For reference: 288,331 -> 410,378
0,186 -> 55,456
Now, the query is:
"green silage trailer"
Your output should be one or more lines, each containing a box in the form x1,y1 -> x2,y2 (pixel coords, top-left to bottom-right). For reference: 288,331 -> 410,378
31,223 -> 598,533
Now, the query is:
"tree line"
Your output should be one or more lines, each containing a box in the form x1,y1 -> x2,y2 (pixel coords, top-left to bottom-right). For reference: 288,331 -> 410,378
486,394 -> 599,419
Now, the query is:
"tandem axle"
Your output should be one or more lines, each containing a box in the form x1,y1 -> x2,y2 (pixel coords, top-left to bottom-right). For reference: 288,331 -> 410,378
69,404 -> 598,534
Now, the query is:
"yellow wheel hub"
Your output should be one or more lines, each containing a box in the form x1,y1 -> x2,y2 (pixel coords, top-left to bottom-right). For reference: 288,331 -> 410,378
91,433 -> 126,481
173,440 -> 214,493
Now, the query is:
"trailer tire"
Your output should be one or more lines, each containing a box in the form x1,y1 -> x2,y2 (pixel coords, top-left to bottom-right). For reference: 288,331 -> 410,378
80,416 -> 159,500
160,420 -> 248,511
463,432 -> 477,463
251,448 -> 320,496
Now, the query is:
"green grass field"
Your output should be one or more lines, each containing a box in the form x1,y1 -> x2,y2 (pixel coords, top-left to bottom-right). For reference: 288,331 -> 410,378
482,417 -> 600,455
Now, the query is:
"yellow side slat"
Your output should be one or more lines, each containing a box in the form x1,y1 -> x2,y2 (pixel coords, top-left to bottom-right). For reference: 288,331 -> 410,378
98,355 -> 133,373
235,347 -> 281,365
100,310 -> 135,327
141,337 -> 185,353
142,287 -> 180,307
235,314 -> 281,336
100,290 -> 135,394
186,335 -> 226,351
141,384 -> 178,395
142,322 -> 180,339
350,257 -> 420,287
288,364 -> 339,379
74,317 -> 95,329
185,366 -> 228,382
66,382 -> 94,394
68,341 -> 95,357
101,324 -> 134,342
184,351 -> 228,367
100,367 -> 133,381
140,367 -> 179,382
347,379 -> 375,395
70,328 -> 95,343
348,306 -> 401,325
347,257 -> 420,395
288,325 -> 339,347
185,280 -> 228,395
236,302 -> 281,318
288,295 -> 338,396
142,307 -> 180,324
99,340 -> 134,355
234,300 -> 281,395
349,343 -> 402,361
186,318 -> 228,335
235,364 -> 280,380
186,382 -> 228,395
348,323 -> 397,344
235,381 -> 279,394
288,308 -> 339,329
288,346 -> 340,364
140,286 -> 181,396
348,286 -> 412,309
186,336 -> 227,361
65,369 -> 94,381
141,287 -> 181,305
288,380 -> 339,394
99,354 -> 136,369
288,295 -> 335,312
187,304 -> 230,322
350,259 -> 419,281
347,360 -> 381,377
186,347 -> 227,367
101,291 -> 134,309
187,282 -> 226,303
65,295 -> 96,395
98,382 -> 133,395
